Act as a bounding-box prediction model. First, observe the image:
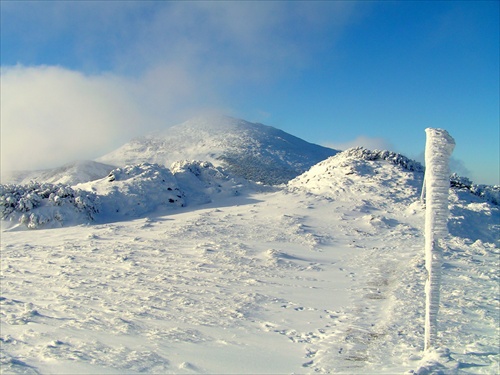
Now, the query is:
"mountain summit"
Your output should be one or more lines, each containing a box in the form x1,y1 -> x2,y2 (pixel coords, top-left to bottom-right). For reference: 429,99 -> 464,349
97,115 -> 338,185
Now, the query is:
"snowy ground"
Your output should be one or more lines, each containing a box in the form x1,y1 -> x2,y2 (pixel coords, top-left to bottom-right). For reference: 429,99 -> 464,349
1,157 -> 499,374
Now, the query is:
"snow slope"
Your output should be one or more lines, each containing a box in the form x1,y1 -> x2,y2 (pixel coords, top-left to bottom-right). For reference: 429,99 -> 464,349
97,115 -> 338,185
1,148 -> 498,374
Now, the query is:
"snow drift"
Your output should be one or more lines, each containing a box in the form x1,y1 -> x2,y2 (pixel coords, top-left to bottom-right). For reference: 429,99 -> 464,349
288,146 -> 425,208
1,160 -> 265,229
2,146 -> 497,232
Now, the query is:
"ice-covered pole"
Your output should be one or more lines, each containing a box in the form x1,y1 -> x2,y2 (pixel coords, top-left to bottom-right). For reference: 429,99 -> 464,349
423,128 -> 455,351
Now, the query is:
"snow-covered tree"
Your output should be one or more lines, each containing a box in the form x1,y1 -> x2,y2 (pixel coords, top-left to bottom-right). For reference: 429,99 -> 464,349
422,128 -> 455,351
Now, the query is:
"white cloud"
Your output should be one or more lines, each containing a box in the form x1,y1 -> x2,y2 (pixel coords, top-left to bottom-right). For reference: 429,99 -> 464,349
0,64 -> 223,174
1,66 -> 133,172
325,135 -> 395,152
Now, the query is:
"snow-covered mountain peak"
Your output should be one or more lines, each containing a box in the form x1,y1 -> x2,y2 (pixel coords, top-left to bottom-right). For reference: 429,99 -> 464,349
160,114 -> 253,134
97,115 -> 338,185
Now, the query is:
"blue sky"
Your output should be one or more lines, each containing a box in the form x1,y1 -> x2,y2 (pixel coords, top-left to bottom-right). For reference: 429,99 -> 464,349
1,1 -> 498,184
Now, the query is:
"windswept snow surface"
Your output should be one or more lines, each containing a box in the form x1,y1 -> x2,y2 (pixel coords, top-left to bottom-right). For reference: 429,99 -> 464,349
1,149 -> 499,374
96,115 -> 338,185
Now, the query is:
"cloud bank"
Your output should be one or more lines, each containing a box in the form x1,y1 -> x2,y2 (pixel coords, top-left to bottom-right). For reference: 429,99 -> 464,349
1,67 -> 128,171
0,64 -> 221,174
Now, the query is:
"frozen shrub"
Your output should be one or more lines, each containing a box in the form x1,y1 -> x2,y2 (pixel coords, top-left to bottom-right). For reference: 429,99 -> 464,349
450,173 -> 499,205
26,212 -> 50,229
449,173 -> 472,190
171,160 -> 226,184
0,182 -> 99,229
94,163 -> 185,217
342,147 -> 425,172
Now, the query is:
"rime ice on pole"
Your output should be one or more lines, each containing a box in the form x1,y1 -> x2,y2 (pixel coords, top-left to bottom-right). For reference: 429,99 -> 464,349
423,128 -> 455,351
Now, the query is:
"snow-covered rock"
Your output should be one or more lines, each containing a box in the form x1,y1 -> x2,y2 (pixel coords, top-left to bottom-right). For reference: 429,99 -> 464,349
76,163 -> 184,220
170,160 -> 252,205
338,146 -> 424,172
97,115 -> 338,185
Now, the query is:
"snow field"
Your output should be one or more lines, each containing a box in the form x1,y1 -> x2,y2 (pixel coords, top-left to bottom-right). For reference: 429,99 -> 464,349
1,192 -> 353,374
1,152 -> 498,374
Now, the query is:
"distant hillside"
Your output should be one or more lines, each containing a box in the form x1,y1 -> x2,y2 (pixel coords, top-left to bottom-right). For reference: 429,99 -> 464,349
97,115 -> 338,185
1,161 -> 115,186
